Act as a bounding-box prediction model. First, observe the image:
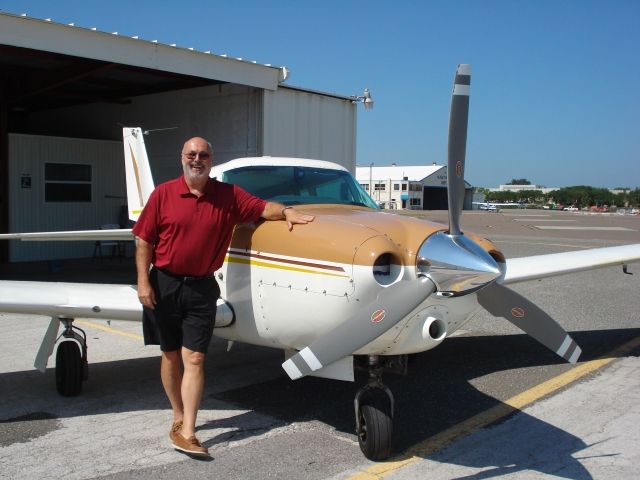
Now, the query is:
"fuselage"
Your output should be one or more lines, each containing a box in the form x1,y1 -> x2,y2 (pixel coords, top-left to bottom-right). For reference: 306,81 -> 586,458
214,203 -> 503,356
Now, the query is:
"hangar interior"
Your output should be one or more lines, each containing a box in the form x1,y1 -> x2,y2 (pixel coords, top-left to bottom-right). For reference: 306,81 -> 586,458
0,12 -> 357,262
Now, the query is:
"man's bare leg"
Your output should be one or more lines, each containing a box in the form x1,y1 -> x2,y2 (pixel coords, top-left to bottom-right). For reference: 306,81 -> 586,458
161,350 -> 184,424
180,347 -> 205,439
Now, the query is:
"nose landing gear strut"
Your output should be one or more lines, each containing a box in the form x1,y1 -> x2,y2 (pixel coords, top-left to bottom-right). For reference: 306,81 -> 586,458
354,354 -> 406,460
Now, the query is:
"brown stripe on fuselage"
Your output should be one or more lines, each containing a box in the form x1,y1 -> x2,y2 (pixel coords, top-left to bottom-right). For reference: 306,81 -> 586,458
228,249 -> 345,272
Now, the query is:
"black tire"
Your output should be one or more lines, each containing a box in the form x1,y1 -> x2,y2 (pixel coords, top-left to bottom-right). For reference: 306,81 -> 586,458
56,341 -> 83,396
357,391 -> 393,460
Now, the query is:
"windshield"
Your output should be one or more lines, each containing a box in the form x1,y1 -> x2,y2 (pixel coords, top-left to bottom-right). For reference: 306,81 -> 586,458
221,165 -> 379,208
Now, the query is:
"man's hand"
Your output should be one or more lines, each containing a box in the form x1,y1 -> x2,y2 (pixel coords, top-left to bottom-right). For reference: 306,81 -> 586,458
134,236 -> 156,309
283,208 -> 315,231
137,278 -> 157,309
262,202 -> 315,231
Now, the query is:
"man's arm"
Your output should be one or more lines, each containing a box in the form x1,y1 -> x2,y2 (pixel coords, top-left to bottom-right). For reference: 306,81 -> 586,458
135,236 -> 156,309
261,202 -> 315,231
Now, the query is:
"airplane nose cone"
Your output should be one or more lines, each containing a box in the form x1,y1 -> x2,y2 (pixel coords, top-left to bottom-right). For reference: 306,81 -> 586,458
416,231 -> 501,295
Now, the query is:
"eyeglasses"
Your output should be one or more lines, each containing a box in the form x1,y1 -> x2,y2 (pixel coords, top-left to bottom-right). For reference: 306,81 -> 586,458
182,151 -> 211,160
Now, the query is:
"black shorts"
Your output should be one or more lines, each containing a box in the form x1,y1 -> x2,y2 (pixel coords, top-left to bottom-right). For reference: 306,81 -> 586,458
142,267 -> 220,353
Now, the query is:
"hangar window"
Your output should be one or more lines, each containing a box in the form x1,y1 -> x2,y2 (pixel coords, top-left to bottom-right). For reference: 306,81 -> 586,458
393,183 -> 400,190
402,184 -> 407,191
44,163 -> 92,202
374,183 -> 385,191
410,198 -> 421,206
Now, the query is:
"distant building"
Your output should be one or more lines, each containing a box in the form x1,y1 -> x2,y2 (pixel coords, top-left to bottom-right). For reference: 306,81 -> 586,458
491,184 -> 555,194
355,164 -> 473,210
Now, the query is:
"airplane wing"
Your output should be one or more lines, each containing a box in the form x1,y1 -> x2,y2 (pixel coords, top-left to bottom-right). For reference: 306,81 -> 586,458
0,229 -> 133,242
502,243 -> 640,285
0,281 -> 141,320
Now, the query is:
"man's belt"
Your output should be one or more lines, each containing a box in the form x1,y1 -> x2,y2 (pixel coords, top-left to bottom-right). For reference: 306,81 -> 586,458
155,267 -> 215,282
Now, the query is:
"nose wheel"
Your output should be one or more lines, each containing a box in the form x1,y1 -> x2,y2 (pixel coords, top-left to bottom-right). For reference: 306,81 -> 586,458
354,356 -> 395,460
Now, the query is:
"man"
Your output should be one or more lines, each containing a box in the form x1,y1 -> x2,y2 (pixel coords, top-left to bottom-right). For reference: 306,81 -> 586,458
133,136 -> 314,457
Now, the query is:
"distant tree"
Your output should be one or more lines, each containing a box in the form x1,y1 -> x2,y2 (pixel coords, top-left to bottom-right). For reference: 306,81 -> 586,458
515,189 -> 544,203
485,190 -> 517,202
506,179 -> 531,185
627,188 -> 640,207
548,186 -> 616,207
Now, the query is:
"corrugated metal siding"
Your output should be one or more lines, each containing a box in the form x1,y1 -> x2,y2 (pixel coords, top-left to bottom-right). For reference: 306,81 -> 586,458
9,134 -> 124,261
26,84 -> 261,184
262,88 -> 356,171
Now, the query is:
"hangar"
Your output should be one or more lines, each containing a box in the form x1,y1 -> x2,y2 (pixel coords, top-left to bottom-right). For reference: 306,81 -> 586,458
355,164 -> 473,210
0,12 -> 360,262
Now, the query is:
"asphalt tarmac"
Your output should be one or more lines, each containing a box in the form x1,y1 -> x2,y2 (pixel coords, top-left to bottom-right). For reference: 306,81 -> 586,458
0,209 -> 639,479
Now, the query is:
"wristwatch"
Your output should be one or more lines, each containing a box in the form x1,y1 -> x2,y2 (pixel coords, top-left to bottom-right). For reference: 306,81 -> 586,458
281,206 -> 293,217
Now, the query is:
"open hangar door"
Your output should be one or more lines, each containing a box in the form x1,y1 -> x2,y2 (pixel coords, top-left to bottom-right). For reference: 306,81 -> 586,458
1,46 -> 267,261
421,186 -> 474,210
422,187 -> 448,210
1,13 -> 356,262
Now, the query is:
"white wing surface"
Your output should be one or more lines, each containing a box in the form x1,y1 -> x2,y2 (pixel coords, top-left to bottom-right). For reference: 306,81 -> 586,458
0,281 -> 141,321
502,243 -> 640,285
0,229 -> 133,242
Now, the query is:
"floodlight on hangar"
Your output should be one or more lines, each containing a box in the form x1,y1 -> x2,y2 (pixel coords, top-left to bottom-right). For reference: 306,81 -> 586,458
352,88 -> 374,110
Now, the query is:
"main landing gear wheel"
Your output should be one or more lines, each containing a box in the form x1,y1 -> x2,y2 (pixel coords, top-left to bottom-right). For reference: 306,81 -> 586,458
357,388 -> 393,461
55,318 -> 88,397
56,341 -> 83,396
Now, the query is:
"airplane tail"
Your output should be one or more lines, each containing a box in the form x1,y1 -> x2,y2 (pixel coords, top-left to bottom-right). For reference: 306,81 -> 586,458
123,127 -> 155,221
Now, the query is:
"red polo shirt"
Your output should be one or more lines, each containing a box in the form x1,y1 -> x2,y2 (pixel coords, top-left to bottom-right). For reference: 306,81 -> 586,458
133,176 -> 266,276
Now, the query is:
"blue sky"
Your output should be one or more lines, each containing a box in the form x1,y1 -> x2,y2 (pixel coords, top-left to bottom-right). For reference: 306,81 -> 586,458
1,0 -> 638,188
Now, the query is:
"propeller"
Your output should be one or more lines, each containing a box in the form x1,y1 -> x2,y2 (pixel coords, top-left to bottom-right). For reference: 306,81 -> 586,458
424,64 -> 582,364
283,277 -> 436,380
282,64 -> 581,380
447,64 -> 471,236
477,283 -> 582,363
417,64 -> 502,297
284,64 -> 496,380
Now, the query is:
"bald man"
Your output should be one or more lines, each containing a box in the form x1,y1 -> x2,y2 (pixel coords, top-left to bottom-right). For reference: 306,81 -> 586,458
133,137 -> 313,456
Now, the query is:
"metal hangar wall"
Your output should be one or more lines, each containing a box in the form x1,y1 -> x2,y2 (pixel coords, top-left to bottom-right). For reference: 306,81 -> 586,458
0,12 -> 357,262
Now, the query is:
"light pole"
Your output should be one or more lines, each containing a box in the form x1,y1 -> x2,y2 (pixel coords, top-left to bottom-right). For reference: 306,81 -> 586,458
369,163 -> 374,201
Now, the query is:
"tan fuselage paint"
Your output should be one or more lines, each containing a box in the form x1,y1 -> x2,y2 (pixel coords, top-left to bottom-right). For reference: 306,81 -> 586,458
229,205 -> 503,268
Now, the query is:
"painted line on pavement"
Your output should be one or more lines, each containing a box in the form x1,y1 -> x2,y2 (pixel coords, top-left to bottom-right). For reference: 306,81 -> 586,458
76,319 -> 143,341
535,226 -> 634,231
347,335 -> 640,480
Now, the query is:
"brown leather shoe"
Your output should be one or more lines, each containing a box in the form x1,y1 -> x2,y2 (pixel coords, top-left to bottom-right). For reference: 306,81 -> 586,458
169,420 -> 183,443
172,433 -> 209,456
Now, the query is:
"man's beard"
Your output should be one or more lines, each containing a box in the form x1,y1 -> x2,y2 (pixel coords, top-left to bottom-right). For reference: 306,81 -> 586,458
183,163 -> 209,182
